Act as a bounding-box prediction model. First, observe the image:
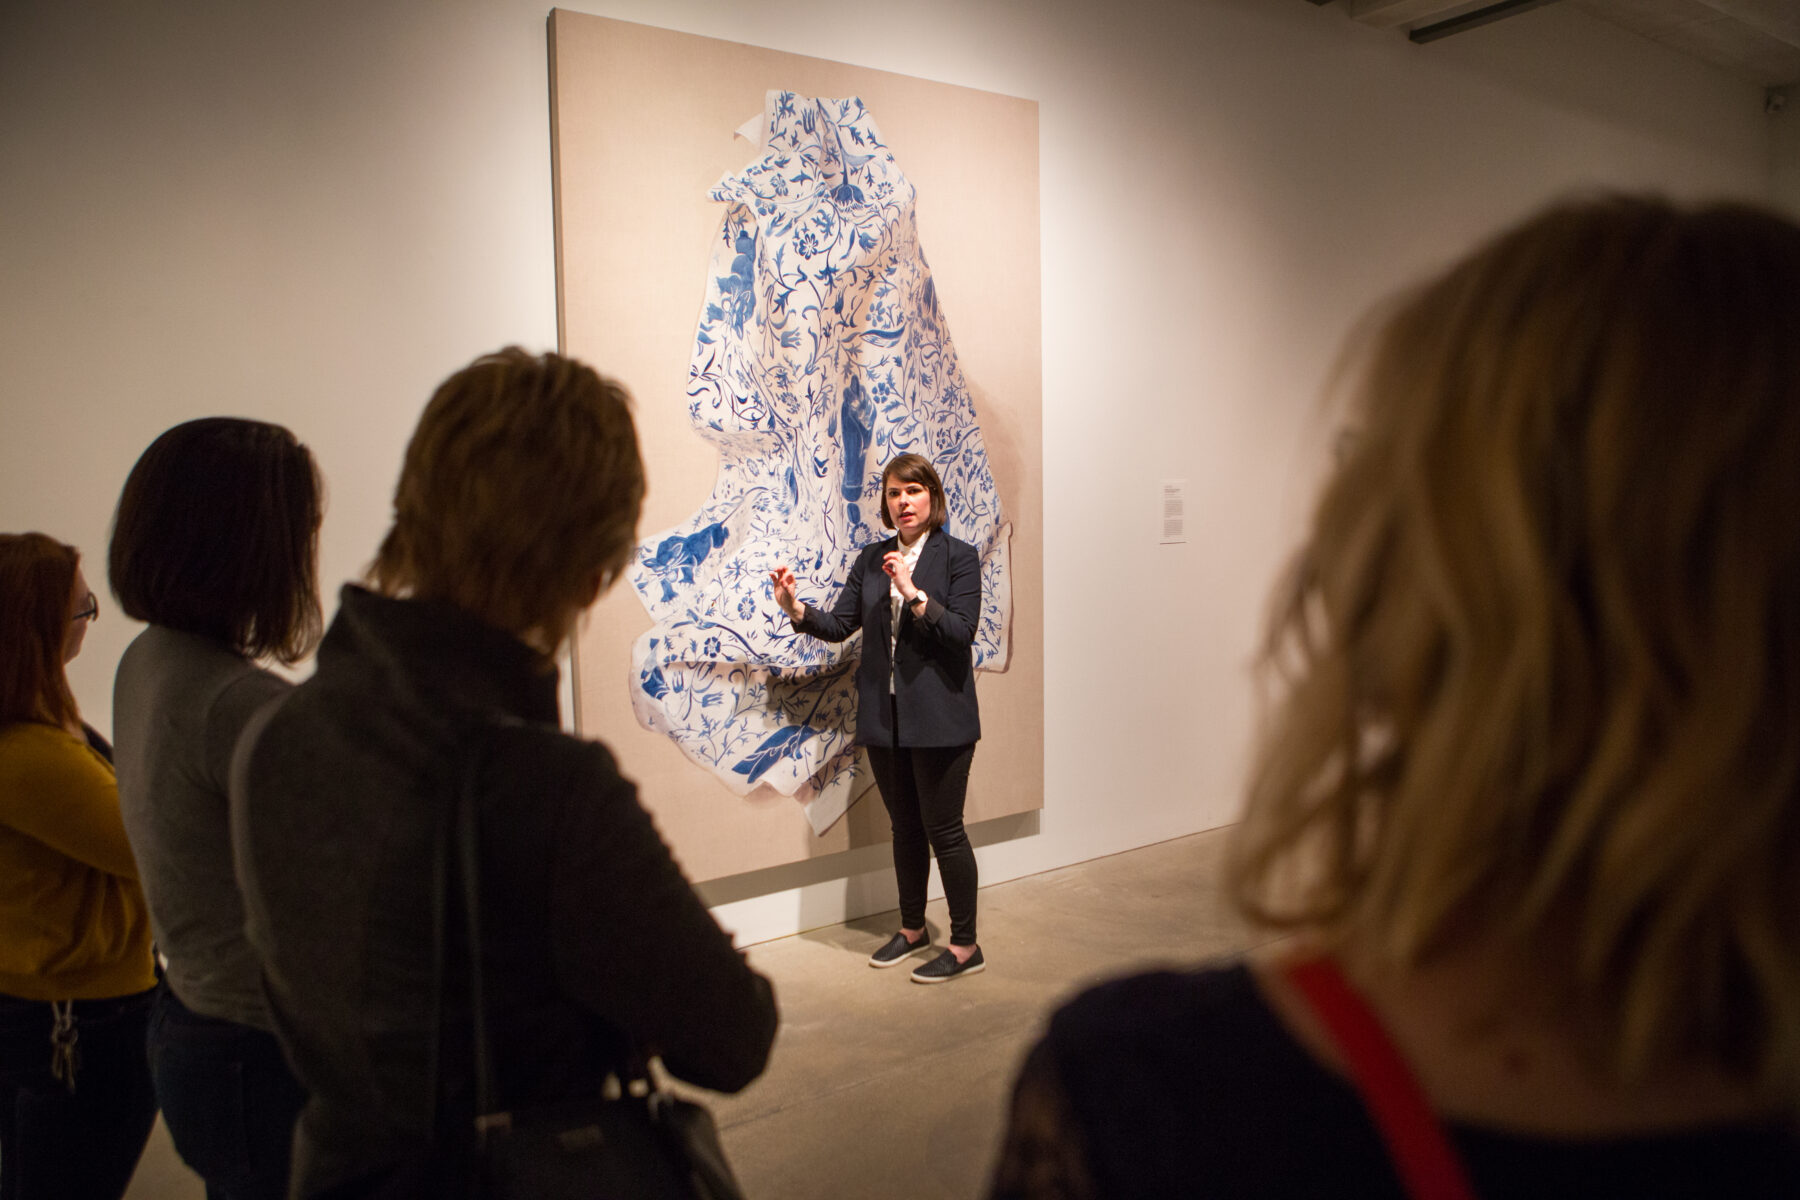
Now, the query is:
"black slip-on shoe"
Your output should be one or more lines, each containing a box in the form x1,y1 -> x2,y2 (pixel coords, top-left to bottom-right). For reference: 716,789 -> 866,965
868,931 -> 932,968
910,946 -> 985,984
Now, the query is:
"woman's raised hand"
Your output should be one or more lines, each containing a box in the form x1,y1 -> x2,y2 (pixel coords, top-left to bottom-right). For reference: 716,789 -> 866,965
770,566 -> 802,619
882,550 -> 916,597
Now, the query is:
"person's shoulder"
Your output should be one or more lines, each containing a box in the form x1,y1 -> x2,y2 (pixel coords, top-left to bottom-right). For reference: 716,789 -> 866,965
123,623 -> 233,669
0,720 -> 114,792
1040,961 -> 1365,1197
208,656 -> 291,715
1050,960 -> 1262,1045
1043,959 -> 1328,1102
939,531 -> 980,561
0,720 -> 86,758
482,722 -> 652,856
121,624 -> 261,697
486,719 -> 630,796
0,719 -> 104,757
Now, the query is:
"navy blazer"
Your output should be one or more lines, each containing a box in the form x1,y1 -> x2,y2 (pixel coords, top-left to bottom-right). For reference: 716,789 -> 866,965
795,530 -> 982,748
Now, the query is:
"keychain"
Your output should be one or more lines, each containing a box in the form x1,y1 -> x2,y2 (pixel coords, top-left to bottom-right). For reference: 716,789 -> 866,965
49,999 -> 79,1092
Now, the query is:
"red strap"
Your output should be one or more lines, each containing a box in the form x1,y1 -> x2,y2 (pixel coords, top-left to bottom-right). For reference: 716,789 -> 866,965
1285,957 -> 1479,1200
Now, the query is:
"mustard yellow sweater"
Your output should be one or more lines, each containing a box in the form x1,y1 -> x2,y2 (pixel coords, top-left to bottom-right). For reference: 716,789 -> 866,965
0,721 -> 156,1000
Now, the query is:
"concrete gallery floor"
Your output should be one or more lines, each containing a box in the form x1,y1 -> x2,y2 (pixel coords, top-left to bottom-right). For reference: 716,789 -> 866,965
125,826 -> 1263,1200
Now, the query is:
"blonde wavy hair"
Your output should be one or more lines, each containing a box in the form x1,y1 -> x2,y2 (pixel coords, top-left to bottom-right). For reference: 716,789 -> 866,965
370,348 -> 645,653
1229,195 -> 1800,1100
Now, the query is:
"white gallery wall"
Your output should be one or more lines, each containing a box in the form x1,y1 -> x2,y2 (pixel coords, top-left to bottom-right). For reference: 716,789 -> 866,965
1778,89 -> 1800,213
0,0 -> 1780,944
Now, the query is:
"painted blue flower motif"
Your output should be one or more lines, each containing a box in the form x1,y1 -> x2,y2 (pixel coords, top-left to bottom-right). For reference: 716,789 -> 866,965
715,231 -> 758,333
627,91 -> 1013,834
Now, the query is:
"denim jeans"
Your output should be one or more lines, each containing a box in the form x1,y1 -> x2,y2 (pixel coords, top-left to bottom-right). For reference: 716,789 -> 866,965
0,988 -> 157,1200
146,982 -> 306,1200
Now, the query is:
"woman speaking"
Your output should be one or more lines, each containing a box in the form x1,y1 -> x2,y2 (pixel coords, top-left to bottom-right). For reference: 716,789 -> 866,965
772,453 -> 985,983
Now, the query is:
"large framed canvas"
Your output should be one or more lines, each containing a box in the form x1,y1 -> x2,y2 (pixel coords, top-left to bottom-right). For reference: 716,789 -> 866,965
549,10 -> 1042,882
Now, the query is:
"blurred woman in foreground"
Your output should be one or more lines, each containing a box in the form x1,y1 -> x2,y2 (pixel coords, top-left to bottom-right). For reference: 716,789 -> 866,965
990,196 -> 1800,1197
0,533 -> 157,1199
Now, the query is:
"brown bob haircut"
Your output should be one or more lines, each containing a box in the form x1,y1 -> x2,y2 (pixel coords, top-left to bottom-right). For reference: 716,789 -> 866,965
368,347 -> 645,653
0,533 -> 84,729
1229,195 -> 1800,1103
110,418 -> 323,664
878,453 -> 948,533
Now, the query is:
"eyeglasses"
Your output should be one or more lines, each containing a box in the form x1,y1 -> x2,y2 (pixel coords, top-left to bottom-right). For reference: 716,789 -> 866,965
73,592 -> 98,624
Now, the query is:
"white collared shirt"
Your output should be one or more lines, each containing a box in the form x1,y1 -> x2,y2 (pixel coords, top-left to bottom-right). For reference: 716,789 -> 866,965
888,529 -> 929,694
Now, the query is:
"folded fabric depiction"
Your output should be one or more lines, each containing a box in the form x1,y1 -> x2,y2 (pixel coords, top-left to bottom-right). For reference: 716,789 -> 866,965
628,90 -> 1012,834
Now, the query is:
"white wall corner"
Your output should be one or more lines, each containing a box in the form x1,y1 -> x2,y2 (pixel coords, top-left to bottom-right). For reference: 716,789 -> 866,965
1772,87 -> 1800,220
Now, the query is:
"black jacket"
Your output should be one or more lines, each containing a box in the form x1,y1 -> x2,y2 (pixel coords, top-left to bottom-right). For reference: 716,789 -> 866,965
232,586 -> 777,1198
796,530 -> 982,747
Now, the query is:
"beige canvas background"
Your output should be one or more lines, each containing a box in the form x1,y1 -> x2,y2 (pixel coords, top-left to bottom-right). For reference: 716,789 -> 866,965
549,11 -> 1043,884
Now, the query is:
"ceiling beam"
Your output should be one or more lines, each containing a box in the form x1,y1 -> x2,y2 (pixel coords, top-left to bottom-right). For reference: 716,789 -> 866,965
1410,0 -> 1567,43
1699,0 -> 1800,48
1345,0 -> 1476,28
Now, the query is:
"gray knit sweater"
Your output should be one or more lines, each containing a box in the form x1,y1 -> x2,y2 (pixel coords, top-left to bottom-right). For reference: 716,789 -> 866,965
113,625 -> 289,1029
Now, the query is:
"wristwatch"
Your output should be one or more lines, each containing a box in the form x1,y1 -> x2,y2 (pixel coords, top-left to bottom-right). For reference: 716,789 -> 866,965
909,591 -> 929,610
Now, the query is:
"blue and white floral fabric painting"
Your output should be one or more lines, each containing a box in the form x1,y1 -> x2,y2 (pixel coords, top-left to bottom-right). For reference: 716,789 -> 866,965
628,90 -> 1012,835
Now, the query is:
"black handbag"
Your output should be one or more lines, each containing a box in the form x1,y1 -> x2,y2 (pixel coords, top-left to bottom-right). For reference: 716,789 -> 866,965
441,734 -> 748,1200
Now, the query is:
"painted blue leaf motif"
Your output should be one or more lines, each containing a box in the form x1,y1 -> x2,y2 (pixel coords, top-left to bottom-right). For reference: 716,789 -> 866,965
839,373 -> 875,501
731,724 -> 818,784
629,91 -> 1013,836
641,667 -> 669,701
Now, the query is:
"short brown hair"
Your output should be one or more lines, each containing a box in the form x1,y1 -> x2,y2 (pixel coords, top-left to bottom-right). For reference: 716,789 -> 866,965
0,533 -> 83,728
878,453 -> 948,532
369,347 -> 645,651
1230,195 -> 1800,1100
110,418 -> 323,664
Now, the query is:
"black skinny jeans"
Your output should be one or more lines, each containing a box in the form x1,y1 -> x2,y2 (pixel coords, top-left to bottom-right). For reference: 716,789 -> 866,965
865,736 -> 978,947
